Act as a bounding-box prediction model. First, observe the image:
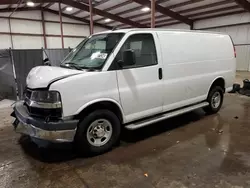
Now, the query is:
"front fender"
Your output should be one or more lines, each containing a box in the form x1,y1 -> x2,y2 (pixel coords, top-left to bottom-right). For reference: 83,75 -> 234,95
75,98 -> 125,123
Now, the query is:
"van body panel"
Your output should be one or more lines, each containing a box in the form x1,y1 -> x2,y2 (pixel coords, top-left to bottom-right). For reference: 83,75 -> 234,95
116,65 -> 163,122
49,71 -> 120,118
156,31 -> 235,112
26,66 -> 82,89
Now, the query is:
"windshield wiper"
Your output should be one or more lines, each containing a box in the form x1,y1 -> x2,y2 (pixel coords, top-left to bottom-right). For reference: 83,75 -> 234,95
80,66 -> 100,71
61,63 -> 83,70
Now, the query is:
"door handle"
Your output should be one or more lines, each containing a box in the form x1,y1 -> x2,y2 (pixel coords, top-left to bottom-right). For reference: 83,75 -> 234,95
158,68 -> 163,80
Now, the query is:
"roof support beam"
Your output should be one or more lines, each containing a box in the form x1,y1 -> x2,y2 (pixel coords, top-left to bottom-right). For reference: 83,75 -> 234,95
0,0 -> 59,5
37,3 -> 44,7
0,7 -> 41,12
134,0 -> 236,25
94,0 -> 110,7
156,8 -> 246,27
44,2 -> 55,8
45,8 -> 112,29
156,0 -> 170,4
0,15 -> 88,25
156,21 -> 181,27
77,0 -> 111,18
94,0 -> 133,22
131,0 -> 192,25
0,2 -> 111,29
143,4 -> 241,26
0,0 -> 20,4
194,10 -> 246,21
61,6 -> 68,12
186,5 -> 241,18
234,0 -> 250,12
108,0 -> 203,25
61,0 -> 147,27
71,9 -> 82,16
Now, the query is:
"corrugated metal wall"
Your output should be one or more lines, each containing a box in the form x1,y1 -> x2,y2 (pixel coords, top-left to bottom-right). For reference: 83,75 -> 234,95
0,48 -> 71,99
235,45 -> 250,71
44,49 -> 71,66
12,49 -> 43,99
0,11 -> 106,49
0,49 -> 16,99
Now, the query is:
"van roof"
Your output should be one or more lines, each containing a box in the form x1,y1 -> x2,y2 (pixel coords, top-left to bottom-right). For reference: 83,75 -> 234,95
94,28 -> 228,36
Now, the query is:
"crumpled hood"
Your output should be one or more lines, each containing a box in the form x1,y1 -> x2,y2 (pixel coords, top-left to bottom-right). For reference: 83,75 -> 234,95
26,66 -> 82,89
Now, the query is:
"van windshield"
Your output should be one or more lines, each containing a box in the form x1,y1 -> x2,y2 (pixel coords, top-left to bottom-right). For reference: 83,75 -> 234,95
61,33 -> 124,70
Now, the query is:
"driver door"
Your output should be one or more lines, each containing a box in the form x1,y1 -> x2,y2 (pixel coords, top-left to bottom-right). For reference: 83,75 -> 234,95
113,33 -> 163,123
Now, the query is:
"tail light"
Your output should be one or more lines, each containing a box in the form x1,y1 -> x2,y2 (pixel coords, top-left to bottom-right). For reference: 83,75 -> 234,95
229,35 -> 236,58
234,46 -> 236,58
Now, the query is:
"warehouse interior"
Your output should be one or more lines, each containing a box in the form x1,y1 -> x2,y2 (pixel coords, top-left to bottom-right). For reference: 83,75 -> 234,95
1,0 -> 250,187
0,0 -> 250,70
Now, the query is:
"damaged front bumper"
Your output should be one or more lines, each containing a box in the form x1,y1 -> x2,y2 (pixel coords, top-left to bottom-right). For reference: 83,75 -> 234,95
12,101 -> 78,142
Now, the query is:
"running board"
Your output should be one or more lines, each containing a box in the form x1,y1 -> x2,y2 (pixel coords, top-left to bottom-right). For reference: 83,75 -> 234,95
125,102 -> 209,130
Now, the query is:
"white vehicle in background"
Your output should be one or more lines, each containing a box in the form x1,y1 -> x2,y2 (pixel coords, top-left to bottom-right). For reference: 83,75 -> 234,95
12,29 -> 236,155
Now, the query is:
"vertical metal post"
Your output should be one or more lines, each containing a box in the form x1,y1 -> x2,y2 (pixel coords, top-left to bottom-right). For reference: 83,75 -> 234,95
59,2 -> 64,48
9,48 -> 18,100
8,18 -> 14,48
190,22 -> 194,30
8,0 -> 22,48
89,0 -> 94,35
41,8 -> 47,48
151,0 -> 155,28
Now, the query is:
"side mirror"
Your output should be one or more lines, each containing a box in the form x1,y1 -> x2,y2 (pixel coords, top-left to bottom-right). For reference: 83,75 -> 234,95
119,49 -> 136,67
43,58 -> 51,66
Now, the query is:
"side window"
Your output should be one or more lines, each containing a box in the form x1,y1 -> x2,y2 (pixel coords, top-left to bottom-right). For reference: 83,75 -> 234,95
115,34 -> 157,68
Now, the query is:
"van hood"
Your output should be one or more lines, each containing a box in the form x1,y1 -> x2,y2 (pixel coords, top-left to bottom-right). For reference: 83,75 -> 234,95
26,66 -> 83,89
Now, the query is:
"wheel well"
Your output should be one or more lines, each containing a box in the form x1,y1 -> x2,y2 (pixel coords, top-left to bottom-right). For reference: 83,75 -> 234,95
210,78 -> 225,93
75,101 -> 123,123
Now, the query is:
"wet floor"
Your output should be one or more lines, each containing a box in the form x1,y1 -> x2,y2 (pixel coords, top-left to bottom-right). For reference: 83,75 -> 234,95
1,93 -> 250,188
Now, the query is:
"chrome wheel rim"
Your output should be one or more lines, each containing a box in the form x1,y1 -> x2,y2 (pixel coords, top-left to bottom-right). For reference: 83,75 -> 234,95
86,119 -> 113,147
211,91 -> 221,109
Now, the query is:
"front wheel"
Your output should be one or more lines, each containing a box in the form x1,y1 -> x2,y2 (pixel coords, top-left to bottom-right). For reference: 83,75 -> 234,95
203,86 -> 224,114
75,109 -> 121,156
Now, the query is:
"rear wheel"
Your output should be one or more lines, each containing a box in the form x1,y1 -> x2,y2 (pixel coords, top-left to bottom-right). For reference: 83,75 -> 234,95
75,109 -> 121,156
204,86 -> 224,114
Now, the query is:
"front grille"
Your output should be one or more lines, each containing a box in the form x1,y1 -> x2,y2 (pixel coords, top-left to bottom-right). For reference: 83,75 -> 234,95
29,106 -> 62,120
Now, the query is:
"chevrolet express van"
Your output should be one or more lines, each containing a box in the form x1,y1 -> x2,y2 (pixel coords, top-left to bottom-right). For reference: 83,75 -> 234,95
12,29 -> 236,155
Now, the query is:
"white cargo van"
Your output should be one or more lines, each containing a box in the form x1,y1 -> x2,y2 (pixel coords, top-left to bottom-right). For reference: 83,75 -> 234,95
12,29 -> 236,155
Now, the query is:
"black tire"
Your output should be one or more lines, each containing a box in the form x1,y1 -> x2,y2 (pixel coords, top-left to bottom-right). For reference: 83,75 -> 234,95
203,86 -> 224,114
75,109 -> 121,156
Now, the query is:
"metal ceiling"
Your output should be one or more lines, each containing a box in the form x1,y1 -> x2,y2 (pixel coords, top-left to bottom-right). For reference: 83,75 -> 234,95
0,0 -> 248,29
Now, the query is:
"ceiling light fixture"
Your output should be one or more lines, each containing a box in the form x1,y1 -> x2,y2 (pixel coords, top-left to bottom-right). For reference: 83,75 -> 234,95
105,18 -> 111,23
26,1 -> 35,7
66,7 -> 73,11
141,7 -> 150,12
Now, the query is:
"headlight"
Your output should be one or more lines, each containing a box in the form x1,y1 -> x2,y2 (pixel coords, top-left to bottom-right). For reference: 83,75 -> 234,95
27,90 -> 62,109
31,91 -> 61,103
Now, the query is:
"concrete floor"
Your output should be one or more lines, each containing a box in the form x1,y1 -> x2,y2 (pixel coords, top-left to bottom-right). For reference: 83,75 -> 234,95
1,74 -> 250,188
